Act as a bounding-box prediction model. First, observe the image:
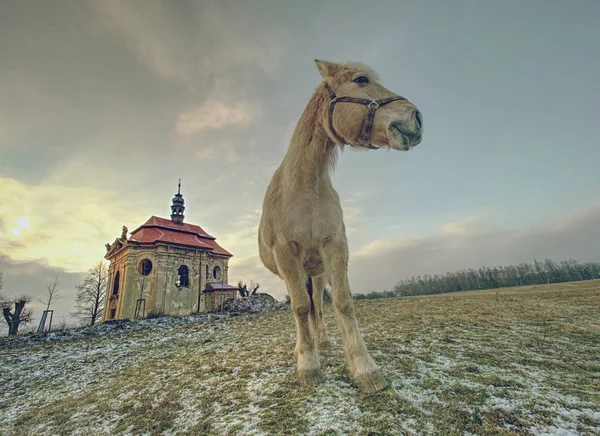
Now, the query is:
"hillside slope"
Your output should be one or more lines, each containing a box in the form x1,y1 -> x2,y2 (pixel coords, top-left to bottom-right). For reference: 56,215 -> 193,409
1,281 -> 599,435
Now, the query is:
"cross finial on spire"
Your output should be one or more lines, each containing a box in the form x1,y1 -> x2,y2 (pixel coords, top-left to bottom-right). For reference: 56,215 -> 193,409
178,178 -> 181,195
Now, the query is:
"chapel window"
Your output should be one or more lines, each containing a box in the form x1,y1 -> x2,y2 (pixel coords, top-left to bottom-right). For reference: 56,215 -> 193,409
140,259 -> 153,276
177,265 -> 189,287
112,271 -> 120,295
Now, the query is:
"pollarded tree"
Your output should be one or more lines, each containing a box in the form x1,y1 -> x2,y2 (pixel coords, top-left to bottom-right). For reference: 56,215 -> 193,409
2,295 -> 33,336
72,261 -> 108,326
1,270 -> 33,335
237,280 -> 260,297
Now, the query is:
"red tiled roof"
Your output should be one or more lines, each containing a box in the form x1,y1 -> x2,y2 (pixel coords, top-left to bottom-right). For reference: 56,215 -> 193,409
135,216 -> 214,239
128,216 -> 233,257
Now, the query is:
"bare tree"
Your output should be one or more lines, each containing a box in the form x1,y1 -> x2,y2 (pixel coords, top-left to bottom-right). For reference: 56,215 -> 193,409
2,295 -> 33,336
36,274 -> 62,332
72,261 -> 108,326
37,274 -> 62,312
0,272 -> 5,316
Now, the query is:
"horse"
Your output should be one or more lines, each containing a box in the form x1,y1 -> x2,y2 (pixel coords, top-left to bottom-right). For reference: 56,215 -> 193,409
258,60 -> 423,393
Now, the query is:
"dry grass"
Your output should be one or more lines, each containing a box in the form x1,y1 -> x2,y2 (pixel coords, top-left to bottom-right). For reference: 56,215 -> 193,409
1,280 -> 599,435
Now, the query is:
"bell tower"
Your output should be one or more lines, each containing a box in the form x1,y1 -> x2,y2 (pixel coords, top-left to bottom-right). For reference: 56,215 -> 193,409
170,179 -> 185,225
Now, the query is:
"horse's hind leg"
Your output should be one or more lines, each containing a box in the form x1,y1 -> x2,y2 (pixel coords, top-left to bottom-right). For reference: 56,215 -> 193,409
310,275 -> 329,348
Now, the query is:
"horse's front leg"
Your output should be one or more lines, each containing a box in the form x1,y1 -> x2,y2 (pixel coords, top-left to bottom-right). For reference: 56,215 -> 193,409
275,245 -> 322,385
329,243 -> 387,393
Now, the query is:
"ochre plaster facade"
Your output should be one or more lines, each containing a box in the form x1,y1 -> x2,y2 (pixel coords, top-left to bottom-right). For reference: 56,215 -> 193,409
102,186 -> 236,321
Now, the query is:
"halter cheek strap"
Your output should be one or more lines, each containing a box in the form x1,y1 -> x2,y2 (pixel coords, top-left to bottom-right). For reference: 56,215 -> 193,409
325,82 -> 406,149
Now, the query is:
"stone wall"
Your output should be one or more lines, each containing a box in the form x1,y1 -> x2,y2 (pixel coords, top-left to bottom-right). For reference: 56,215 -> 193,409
204,290 -> 238,313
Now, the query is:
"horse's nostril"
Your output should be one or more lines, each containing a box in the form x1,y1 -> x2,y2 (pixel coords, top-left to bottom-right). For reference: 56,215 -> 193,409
415,110 -> 423,130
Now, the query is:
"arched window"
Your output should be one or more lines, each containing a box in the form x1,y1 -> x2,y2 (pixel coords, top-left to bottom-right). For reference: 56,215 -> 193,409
112,271 -> 120,295
140,259 -> 153,276
177,265 -> 189,287
213,265 -> 221,281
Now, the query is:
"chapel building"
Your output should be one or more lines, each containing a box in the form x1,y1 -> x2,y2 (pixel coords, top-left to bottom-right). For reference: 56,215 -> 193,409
102,183 -> 238,321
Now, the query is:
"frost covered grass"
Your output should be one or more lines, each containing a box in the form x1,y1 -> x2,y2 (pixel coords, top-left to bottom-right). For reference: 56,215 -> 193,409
1,280 -> 599,435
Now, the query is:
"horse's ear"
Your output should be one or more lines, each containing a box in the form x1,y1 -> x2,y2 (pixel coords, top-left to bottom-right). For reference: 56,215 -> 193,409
314,59 -> 340,79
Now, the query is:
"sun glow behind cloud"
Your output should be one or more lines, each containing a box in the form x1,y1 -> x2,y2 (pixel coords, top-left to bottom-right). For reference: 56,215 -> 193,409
0,177 -> 143,272
10,218 -> 30,236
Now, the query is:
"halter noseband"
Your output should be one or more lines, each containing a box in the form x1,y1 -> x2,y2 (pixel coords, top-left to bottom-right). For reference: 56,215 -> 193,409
325,82 -> 407,149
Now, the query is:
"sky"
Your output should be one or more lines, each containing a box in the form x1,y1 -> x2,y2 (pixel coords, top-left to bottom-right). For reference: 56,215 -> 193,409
1,0 -> 599,327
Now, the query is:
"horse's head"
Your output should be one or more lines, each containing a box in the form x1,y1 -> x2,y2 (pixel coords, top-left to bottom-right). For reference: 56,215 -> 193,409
315,59 -> 422,151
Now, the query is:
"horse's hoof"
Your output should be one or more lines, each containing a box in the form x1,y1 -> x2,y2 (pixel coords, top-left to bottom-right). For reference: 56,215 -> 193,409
298,368 -> 323,386
355,370 -> 388,394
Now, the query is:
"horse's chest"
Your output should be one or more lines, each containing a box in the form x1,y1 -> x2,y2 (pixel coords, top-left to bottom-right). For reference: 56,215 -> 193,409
283,193 -> 343,237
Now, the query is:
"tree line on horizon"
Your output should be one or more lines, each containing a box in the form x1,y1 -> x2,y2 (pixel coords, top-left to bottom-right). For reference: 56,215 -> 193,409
354,258 -> 600,300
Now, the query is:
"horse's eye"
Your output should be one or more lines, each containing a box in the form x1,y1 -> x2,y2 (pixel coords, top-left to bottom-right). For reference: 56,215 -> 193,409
353,76 -> 369,85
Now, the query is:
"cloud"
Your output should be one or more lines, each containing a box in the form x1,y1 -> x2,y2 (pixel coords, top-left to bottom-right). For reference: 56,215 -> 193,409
89,1 -> 284,92
0,177 -> 145,272
440,214 -> 488,235
218,211 -> 261,260
348,205 -> 600,294
215,201 -> 600,301
90,1 -> 193,85
175,99 -> 254,136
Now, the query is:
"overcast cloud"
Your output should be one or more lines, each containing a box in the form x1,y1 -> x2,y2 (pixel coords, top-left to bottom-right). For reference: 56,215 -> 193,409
1,1 -> 599,327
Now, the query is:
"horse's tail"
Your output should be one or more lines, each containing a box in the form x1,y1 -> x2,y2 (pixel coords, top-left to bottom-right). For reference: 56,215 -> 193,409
306,277 -> 316,328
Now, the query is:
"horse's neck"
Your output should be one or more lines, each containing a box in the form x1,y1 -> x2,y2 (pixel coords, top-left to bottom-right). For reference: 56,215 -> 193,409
282,87 -> 336,192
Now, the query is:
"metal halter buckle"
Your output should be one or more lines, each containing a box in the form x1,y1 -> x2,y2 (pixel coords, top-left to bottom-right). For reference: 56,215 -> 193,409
367,100 -> 379,109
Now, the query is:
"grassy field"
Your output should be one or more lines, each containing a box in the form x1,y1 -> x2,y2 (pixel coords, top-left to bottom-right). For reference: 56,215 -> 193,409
1,280 -> 599,435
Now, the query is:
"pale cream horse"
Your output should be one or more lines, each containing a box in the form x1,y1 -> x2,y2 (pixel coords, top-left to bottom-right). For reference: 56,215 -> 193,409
258,60 -> 423,393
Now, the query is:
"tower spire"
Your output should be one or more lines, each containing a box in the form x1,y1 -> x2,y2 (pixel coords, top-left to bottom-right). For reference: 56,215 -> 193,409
170,179 -> 185,225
